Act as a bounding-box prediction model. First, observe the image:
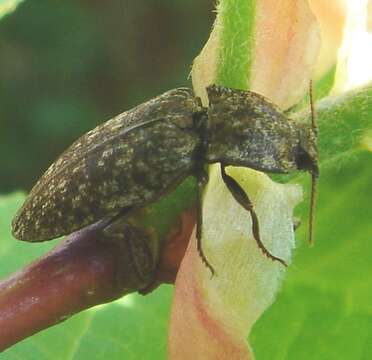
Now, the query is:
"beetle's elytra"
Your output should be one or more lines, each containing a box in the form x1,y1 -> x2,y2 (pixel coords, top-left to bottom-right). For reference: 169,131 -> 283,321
12,85 -> 318,273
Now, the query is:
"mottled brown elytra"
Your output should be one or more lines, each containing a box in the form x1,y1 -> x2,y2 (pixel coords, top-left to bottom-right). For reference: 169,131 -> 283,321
12,85 -> 319,275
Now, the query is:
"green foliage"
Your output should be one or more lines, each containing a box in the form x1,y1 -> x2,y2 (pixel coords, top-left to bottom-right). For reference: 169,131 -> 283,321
250,152 -> 372,360
0,193 -> 56,275
139,177 -> 197,240
0,0 -> 24,19
217,0 -> 256,89
314,86 -> 372,169
0,0 -> 214,192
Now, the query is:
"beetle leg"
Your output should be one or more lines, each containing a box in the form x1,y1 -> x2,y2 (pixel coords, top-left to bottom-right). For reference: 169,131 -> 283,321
220,165 -> 287,267
102,207 -> 133,229
104,217 -> 156,289
196,169 -> 216,277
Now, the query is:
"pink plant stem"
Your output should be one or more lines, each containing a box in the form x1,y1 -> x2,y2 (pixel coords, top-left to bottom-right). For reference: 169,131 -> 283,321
0,210 -> 195,352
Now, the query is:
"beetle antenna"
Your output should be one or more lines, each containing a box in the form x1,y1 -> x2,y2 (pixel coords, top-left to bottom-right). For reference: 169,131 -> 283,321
309,80 -> 318,136
309,171 -> 318,246
309,80 -> 318,247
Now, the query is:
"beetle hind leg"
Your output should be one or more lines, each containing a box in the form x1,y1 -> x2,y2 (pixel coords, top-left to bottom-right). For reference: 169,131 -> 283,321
220,165 -> 287,267
196,170 -> 216,277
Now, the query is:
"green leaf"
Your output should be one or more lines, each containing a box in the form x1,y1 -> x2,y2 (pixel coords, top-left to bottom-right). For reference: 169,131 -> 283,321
0,193 -> 57,275
0,0 -> 24,19
0,194 -> 173,359
250,152 -> 372,360
217,0 -> 256,89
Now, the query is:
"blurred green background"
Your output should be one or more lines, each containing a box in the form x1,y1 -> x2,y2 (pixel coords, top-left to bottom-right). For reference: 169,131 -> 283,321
0,0 -> 213,192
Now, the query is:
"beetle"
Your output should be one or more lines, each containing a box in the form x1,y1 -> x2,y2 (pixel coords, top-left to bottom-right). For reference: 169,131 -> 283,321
12,85 -> 318,274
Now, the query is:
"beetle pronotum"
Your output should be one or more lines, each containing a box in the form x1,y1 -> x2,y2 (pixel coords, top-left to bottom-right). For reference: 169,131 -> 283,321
12,85 -> 318,274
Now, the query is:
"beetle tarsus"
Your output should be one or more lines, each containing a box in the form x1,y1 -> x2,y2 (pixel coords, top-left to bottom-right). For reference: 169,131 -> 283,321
196,170 -> 216,277
220,165 -> 287,268
197,236 -> 216,278
196,205 -> 216,277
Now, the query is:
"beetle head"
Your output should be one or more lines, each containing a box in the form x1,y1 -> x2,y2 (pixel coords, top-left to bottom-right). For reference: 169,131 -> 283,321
205,85 -> 315,174
296,124 -> 319,177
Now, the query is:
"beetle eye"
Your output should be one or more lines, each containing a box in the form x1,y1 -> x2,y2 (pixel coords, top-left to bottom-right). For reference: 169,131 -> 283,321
295,147 -> 314,172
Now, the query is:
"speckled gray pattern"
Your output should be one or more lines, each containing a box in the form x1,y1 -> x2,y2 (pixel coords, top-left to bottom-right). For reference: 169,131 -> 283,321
12,88 -> 203,241
12,85 -> 318,242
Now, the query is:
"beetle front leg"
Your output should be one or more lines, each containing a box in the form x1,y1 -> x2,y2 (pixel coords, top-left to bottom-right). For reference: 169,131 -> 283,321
220,165 -> 287,267
102,216 -> 157,293
196,169 -> 216,277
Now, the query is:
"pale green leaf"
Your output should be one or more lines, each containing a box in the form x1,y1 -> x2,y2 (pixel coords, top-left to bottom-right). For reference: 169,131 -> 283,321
0,0 -> 24,19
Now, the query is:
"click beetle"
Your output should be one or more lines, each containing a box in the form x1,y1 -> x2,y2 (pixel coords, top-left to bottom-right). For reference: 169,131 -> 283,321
12,85 -> 318,274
